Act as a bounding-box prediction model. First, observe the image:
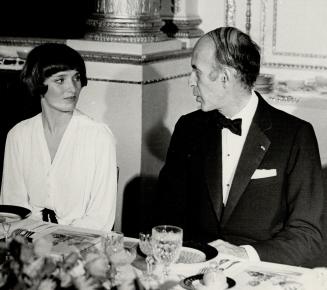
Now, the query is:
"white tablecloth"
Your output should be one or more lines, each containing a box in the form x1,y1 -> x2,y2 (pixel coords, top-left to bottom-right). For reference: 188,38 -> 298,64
2,217 -> 326,290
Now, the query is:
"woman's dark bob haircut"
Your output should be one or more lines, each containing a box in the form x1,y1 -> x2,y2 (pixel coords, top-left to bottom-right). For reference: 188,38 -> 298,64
20,43 -> 87,97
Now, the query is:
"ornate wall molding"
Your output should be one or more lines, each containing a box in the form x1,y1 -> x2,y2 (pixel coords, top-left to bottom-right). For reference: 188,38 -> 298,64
81,48 -> 192,64
271,0 -> 327,59
88,72 -> 190,85
260,0 -> 327,70
0,37 -> 191,65
262,61 -> 327,72
0,37 -> 65,47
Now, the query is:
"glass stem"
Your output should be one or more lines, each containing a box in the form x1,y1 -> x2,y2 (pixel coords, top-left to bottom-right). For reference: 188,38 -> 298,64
145,255 -> 154,276
2,222 -> 11,245
162,265 -> 170,279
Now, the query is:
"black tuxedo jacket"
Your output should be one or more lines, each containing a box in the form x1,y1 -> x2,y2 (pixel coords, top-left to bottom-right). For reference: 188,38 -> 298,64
156,92 -> 325,266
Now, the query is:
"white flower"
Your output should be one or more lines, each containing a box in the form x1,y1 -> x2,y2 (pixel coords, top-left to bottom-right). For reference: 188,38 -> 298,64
85,254 -> 109,279
33,237 -> 53,257
37,278 -> 57,290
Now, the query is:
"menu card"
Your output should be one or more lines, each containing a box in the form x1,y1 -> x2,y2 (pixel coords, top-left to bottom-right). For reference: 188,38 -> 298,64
10,220 -> 104,256
43,228 -> 103,256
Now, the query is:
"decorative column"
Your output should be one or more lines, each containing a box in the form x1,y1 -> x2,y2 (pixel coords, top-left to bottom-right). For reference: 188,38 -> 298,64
245,0 -> 252,35
160,0 -> 203,48
85,0 -> 167,42
225,0 -> 236,27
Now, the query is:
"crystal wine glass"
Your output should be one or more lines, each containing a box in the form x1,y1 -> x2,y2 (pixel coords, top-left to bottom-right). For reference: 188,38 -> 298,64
103,231 -> 137,286
103,231 -> 125,286
151,225 -> 183,279
139,232 -> 155,280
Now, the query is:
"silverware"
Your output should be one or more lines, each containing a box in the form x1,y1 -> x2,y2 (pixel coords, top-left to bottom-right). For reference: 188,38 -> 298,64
12,228 -> 35,238
221,260 -> 240,270
198,260 -> 241,274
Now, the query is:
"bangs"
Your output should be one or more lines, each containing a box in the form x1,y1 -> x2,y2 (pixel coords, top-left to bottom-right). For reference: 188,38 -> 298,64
43,64 -> 80,79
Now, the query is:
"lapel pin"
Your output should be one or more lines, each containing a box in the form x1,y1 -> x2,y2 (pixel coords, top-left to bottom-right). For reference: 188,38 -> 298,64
260,145 -> 266,151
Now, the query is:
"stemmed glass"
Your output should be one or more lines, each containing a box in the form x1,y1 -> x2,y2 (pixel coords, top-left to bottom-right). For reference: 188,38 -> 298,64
139,232 -> 155,280
151,225 -> 183,279
103,231 -> 125,286
103,231 -> 136,286
0,216 -> 12,245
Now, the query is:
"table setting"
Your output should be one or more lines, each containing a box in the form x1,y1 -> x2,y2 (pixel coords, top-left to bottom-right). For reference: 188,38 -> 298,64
0,205 -> 326,290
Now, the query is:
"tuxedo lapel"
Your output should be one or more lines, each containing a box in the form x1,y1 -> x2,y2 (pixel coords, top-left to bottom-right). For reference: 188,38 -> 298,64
221,95 -> 272,226
203,115 -> 224,223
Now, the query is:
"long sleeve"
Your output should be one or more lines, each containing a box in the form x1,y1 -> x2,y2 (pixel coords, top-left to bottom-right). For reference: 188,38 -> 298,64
252,123 -> 325,266
155,117 -> 189,229
1,128 -> 30,209
70,126 -> 117,231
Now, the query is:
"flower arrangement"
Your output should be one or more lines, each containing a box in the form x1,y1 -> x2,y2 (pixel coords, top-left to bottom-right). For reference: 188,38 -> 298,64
0,235 -> 118,290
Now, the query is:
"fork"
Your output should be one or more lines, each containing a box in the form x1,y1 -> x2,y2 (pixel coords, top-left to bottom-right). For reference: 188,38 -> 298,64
12,228 -> 35,238
198,260 -> 241,274
221,261 -> 240,271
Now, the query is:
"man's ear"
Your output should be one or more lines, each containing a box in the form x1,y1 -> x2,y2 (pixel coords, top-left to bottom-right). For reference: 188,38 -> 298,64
221,68 -> 231,83
220,67 -> 236,86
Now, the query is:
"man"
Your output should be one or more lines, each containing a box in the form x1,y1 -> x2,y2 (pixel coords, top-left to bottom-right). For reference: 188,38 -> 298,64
155,27 -> 325,266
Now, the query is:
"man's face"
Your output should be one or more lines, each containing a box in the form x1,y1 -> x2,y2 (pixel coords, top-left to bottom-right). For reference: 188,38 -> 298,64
189,37 -> 227,112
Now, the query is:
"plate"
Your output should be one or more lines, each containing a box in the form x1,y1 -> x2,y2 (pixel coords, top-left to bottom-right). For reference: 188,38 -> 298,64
137,241 -> 218,264
180,274 -> 236,290
182,241 -> 218,262
0,205 -> 31,222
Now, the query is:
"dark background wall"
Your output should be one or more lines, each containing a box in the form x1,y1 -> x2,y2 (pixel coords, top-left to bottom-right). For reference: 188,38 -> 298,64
0,0 -> 93,38
0,70 -> 41,184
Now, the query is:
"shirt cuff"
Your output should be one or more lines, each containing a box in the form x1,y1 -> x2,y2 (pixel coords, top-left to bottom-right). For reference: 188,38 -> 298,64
240,245 -> 261,262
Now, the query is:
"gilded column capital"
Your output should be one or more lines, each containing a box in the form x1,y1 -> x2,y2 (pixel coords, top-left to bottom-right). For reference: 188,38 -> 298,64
85,0 -> 167,43
160,0 -> 203,48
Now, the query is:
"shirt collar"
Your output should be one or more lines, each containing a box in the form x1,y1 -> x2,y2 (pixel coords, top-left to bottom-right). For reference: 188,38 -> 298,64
232,90 -> 258,135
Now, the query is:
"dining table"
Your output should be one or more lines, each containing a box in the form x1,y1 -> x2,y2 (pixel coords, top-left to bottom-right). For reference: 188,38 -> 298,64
1,217 -> 326,290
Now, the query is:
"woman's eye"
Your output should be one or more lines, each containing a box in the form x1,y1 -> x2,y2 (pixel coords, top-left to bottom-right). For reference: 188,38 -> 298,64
54,78 -> 64,84
74,74 -> 81,82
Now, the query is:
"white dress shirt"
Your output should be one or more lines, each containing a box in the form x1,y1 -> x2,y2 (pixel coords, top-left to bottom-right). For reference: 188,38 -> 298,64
1,109 -> 117,231
221,91 -> 260,261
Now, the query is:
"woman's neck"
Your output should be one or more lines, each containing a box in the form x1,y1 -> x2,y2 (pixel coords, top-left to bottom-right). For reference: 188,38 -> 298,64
41,103 -> 73,135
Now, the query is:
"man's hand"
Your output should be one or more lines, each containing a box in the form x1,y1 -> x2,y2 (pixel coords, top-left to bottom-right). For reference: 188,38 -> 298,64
209,239 -> 249,259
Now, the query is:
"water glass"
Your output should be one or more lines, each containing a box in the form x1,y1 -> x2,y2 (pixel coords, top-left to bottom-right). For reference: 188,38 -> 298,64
102,231 -> 124,286
103,231 -> 124,258
151,225 -> 183,279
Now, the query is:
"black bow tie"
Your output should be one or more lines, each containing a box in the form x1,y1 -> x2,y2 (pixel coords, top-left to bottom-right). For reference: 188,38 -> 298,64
216,113 -> 242,136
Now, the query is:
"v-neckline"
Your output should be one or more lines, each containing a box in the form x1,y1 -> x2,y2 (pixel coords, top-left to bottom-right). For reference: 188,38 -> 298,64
39,112 -> 74,166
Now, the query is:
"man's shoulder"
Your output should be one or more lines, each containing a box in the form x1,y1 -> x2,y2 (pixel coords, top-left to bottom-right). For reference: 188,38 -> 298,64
178,109 -> 216,126
258,94 -> 311,128
270,104 -> 310,128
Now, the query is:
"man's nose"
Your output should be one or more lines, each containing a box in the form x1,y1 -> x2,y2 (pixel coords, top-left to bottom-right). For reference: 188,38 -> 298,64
188,71 -> 197,87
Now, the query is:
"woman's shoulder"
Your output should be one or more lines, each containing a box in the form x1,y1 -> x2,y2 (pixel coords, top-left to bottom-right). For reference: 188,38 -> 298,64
73,109 -> 115,139
8,114 -> 41,137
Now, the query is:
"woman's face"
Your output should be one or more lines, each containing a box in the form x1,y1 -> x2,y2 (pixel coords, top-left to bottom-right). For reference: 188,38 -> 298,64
42,69 -> 82,113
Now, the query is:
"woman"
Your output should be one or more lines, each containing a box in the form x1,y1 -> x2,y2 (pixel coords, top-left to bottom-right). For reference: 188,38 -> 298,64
0,43 -> 117,231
